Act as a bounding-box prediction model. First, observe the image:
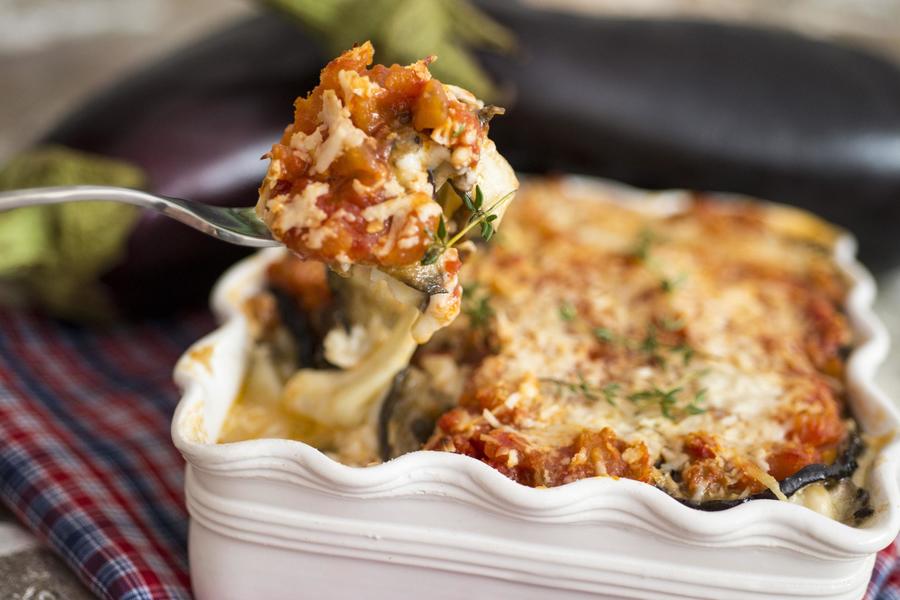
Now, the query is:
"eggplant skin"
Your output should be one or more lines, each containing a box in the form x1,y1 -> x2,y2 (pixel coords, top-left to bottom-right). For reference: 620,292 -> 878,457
40,4 -> 900,317
476,2 -> 900,271
675,433 -> 865,513
43,18 -> 326,317
378,366 -> 457,461
41,4 -> 900,317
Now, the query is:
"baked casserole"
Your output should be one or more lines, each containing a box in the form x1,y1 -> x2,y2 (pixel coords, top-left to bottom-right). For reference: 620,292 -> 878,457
222,178 -> 877,523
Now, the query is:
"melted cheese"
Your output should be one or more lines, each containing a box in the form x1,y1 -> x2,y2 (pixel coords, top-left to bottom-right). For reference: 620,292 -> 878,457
230,177 -> 857,512
421,179 -> 852,502
313,89 -> 367,174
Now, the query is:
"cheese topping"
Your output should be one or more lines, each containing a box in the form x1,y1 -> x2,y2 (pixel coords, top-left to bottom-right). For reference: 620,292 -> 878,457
256,41 -> 518,345
313,89 -> 367,174
416,180 -> 851,502
224,178 -> 872,519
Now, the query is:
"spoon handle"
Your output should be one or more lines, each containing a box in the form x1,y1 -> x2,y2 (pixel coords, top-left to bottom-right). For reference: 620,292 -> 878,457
0,185 -> 278,247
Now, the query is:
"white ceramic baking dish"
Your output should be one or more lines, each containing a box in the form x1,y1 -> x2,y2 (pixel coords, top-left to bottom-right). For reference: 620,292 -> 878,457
172,177 -> 900,600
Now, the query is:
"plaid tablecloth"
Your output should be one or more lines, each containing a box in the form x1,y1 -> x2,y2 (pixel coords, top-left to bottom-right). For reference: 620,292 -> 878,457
0,307 -> 898,599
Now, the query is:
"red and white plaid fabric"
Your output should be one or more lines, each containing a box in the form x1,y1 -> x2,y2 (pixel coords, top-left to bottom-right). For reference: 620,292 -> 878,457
0,306 -> 897,599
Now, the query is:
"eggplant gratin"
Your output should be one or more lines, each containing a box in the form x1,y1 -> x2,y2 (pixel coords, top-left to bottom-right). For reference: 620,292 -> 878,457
256,41 -> 518,346
224,178 -> 877,525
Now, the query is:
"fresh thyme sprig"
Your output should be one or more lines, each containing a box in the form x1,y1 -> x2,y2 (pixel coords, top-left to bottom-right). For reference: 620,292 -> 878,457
640,325 -> 660,356
601,382 -> 620,405
660,317 -> 685,331
628,385 -> 683,419
460,185 -> 498,241
627,385 -> 708,419
593,327 -> 615,342
593,322 -> 697,367
421,216 -> 449,265
559,302 -> 577,322
628,229 -> 689,294
541,373 -> 619,406
421,186 -> 516,265
630,228 -> 656,262
686,388 -> 708,415
660,273 -> 687,293
462,283 -> 494,329
671,343 -> 695,365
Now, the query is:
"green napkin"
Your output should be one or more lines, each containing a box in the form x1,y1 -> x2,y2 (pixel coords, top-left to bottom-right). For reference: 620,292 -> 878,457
261,0 -> 515,100
0,146 -> 145,321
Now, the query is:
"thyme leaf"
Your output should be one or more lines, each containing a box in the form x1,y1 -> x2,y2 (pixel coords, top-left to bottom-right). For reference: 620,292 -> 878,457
628,385 -> 683,420
541,373 -> 618,406
421,214 -> 449,265
660,273 -> 687,293
672,343 -> 695,365
593,327 -> 616,343
601,382 -> 620,406
640,325 -> 659,356
631,229 -> 655,262
559,302 -> 577,322
660,317 -> 685,331
420,186 -> 515,265
686,388 -> 707,415
462,283 -> 493,329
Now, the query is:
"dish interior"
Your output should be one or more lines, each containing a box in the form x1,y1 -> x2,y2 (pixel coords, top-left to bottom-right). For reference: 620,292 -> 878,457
210,177 -> 895,524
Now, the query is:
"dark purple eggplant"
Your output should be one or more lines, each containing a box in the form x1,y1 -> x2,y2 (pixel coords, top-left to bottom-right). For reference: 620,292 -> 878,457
677,432 -> 869,521
43,18 -> 328,316
474,1 -> 900,270
41,4 -> 900,318
378,366 -> 458,461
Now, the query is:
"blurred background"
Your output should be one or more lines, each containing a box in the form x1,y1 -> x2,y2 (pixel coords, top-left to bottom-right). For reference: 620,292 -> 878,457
2,0 -> 900,597
5,0 -> 900,163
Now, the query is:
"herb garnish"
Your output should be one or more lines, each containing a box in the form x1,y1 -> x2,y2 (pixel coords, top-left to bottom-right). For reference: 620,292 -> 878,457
541,373 -> 618,406
686,388 -> 708,415
592,321 -> 696,367
421,186 -> 515,265
460,185 -> 499,241
601,382 -> 620,405
462,283 -> 494,329
631,229 -> 655,262
559,302 -> 577,322
640,325 -> 660,356
593,327 -> 616,343
627,385 -> 708,419
671,343 -> 695,365
627,229 -> 689,294
660,273 -> 687,293
628,386 -> 683,419
660,317 -> 685,331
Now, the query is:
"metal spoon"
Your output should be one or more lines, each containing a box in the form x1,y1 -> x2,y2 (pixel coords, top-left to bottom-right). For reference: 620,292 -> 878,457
0,185 -> 279,248
0,186 -> 451,296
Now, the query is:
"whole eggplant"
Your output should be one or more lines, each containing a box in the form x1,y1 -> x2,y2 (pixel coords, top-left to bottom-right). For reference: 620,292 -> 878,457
43,4 -> 900,317
45,18 -> 327,316
475,2 -> 900,271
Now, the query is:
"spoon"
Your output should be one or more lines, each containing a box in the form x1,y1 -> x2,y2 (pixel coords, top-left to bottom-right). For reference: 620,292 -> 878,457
0,185 -> 279,248
0,186 -> 458,298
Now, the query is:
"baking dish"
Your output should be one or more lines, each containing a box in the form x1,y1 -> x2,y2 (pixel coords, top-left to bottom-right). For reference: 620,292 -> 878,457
172,177 -> 900,600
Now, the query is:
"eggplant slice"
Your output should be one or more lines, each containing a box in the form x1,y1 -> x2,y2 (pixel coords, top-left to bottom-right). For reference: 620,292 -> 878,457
380,370 -> 871,521
676,432 -> 869,519
269,242 -> 872,518
378,366 -> 457,461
